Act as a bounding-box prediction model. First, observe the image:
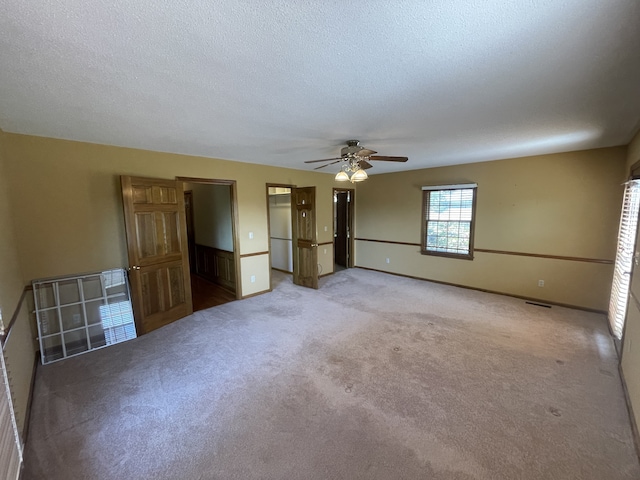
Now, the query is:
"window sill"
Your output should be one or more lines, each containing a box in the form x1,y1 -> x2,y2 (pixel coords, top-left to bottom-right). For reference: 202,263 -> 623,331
420,250 -> 474,261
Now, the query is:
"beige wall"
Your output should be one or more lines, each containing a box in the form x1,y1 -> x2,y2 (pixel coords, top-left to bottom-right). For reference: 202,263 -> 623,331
356,147 -> 627,311
190,183 -> 234,252
2,133 -> 338,297
0,129 -> 36,437
0,130 -> 25,335
622,127 -> 640,432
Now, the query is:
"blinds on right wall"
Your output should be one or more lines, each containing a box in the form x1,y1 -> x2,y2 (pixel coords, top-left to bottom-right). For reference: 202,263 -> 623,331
0,346 -> 22,480
609,180 -> 640,340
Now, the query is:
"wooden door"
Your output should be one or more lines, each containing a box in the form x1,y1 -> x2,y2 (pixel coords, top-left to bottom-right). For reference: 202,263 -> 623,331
121,176 -> 193,334
291,186 -> 318,289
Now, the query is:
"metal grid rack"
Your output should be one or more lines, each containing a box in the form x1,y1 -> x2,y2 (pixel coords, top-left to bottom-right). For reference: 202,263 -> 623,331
33,268 -> 137,364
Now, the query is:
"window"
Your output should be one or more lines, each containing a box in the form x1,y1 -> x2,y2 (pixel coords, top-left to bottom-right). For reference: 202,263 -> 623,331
609,179 -> 640,340
421,184 -> 477,259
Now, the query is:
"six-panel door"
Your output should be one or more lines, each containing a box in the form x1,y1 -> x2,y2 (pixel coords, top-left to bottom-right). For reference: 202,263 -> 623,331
291,186 -> 318,289
121,176 -> 193,334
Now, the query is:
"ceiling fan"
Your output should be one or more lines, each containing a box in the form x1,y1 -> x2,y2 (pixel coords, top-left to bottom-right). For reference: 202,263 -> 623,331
304,140 -> 408,182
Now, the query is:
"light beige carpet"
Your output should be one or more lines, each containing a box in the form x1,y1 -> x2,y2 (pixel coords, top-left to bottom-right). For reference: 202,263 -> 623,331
23,268 -> 640,479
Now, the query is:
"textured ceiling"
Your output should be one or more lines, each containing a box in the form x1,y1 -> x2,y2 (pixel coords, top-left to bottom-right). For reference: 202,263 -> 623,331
1,0 -> 639,175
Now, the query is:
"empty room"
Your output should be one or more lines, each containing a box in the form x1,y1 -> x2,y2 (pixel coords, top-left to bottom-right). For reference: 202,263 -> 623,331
1,1 -> 640,479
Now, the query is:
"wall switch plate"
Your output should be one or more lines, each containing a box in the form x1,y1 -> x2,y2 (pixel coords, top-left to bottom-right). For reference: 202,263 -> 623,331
249,232 -> 254,239
386,258 -> 390,264
250,275 -> 256,283
324,248 -> 327,254
538,280 -> 544,287
324,226 -> 328,231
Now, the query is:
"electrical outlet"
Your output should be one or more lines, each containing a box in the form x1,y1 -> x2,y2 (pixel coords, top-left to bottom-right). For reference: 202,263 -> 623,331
538,280 -> 544,287
386,258 -> 390,264
250,275 -> 256,283
324,226 -> 328,232
324,248 -> 327,254
72,313 -> 82,325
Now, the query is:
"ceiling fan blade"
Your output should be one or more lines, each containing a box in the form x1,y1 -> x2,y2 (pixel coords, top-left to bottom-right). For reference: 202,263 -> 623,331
314,159 -> 342,170
359,160 -> 373,170
368,155 -> 408,162
356,148 -> 378,157
304,157 -> 343,164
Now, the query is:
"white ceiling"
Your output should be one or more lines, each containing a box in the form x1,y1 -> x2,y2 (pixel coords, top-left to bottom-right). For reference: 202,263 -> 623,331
1,0 -> 639,175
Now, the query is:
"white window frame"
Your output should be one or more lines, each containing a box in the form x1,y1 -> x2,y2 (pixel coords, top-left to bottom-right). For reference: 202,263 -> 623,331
421,184 -> 478,260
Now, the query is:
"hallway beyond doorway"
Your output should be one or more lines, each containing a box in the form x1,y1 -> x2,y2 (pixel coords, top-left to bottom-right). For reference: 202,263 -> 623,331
191,274 -> 236,311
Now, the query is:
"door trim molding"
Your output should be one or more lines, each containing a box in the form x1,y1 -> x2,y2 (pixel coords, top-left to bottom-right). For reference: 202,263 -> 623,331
177,177 -> 236,186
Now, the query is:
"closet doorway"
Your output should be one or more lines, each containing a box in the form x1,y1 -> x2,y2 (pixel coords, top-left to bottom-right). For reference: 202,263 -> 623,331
267,185 -> 294,275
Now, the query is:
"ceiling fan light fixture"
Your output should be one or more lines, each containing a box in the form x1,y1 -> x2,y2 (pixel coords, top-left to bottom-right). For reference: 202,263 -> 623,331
305,140 -> 407,180
350,168 -> 368,182
335,170 -> 350,182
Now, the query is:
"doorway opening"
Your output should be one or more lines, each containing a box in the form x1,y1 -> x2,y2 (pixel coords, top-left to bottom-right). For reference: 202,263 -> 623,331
266,183 -> 319,290
180,178 -> 241,312
334,188 -> 355,272
267,185 -> 294,290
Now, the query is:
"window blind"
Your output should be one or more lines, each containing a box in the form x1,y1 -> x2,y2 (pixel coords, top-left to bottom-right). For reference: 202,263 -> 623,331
609,180 -> 640,339
0,348 -> 22,480
422,185 -> 477,259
